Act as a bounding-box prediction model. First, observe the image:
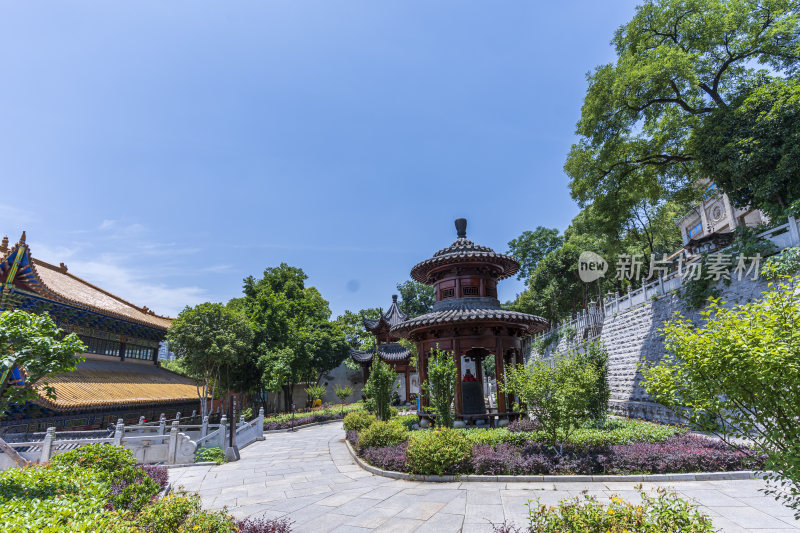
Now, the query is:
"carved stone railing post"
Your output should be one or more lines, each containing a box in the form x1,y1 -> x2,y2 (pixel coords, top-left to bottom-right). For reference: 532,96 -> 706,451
201,416 -> 209,438
167,421 -> 179,464
39,427 -> 56,463
257,407 -> 265,440
158,416 -> 166,436
218,416 -> 227,449
138,416 -> 145,426
113,419 -> 125,446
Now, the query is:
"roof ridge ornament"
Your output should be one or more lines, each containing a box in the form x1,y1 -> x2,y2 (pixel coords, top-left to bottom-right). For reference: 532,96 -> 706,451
18,231 -> 26,245
455,218 -> 467,239
0,236 -> 7,253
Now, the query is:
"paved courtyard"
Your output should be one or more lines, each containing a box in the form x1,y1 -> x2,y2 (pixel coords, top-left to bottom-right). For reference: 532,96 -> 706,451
168,422 -> 799,533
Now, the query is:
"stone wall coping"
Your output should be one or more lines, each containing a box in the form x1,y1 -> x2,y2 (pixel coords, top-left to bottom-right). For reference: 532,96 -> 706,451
345,439 -> 765,483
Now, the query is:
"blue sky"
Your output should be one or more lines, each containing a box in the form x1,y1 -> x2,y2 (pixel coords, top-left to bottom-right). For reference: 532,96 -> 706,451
0,1 -> 640,318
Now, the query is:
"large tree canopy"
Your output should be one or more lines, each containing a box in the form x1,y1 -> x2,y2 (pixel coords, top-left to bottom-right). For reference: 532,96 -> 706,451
240,263 -> 349,409
566,0 -> 800,235
396,280 -> 435,318
506,227 -> 563,281
693,78 -> 800,218
334,308 -> 381,351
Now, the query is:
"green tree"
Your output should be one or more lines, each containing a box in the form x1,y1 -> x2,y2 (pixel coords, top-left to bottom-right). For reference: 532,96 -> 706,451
396,280 -> 435,318
424,347 -> 458,428
334,308 -> 381,350
363,355 -> 396,421
334,384 -> 354,414
693,79 -> 800,218
165,303 -> 253,418
502,358 -> 597,453
641,275 -> 800,515
574,341 -> 610,424
0,310 -> 85,414
565,0 -> 800,237
240,264 -> 349,410
304,384 -> 326,406
507,227 -> 563,280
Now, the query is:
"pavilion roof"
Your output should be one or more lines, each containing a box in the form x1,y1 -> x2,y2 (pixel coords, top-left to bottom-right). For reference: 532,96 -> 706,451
390,306 -> 548,336
350,342 -> 412,364
410,220 -> 520,283
363,295 -> 408,332
0,233 -> 172,330
32,358 -> 201,410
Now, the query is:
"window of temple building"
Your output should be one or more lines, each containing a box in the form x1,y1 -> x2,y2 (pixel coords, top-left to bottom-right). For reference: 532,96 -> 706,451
125,344 -> 154,360
80,336 -> 121,357
462,286 -> 479,296
440,287 -> 455,299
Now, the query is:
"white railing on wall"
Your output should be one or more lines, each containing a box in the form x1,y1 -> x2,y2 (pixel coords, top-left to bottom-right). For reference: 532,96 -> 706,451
1,408 -> 265,470
529,216 -> 800,355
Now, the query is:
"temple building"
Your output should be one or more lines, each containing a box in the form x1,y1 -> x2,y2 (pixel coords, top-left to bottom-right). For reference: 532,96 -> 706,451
350,295 -> 419,404
391,219 -> 549,423
0,232 -> 200,433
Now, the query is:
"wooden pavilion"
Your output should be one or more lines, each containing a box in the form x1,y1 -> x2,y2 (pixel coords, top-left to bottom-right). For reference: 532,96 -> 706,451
390,219 -> 548,421
350,296 -> 418,403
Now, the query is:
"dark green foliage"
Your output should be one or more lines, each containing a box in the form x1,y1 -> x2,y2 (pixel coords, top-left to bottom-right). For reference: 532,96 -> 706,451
424,347 -> 458,428
679,255 -> 725,310
363,355 -> 396,421
507,227 -> 563,280
395,280 -> 435,318
0,310 -> 86,414
694,80 -> 800,219
573,341 -> 610,423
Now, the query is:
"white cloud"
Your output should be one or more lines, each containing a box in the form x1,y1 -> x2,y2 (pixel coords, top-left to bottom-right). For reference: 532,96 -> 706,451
98,219 -> 116,230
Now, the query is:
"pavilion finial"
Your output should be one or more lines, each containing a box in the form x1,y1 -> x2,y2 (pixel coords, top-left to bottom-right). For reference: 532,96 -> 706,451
18,231 -> 26,245
455,218 -> 467,239
392,294 -> 398,302
0,236 -> 7,253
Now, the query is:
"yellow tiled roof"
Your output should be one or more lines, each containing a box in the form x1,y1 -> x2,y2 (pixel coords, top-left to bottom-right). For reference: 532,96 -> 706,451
32,259 -> 173,330
35,359 -> 201,410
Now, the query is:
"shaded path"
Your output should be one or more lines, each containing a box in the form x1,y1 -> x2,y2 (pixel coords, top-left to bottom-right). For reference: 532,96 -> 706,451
169,422 -> 798,533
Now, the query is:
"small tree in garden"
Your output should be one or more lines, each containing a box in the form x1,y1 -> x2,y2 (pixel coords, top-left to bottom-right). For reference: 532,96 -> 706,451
0,310 -> 86,414
363,355 -> 396,421
424,347 -> 458,428
304,384 -> 326,406
502,358 -> 596,453
574,340 -> 610,424
641,275 -> 800,516
334,385 -> 354,413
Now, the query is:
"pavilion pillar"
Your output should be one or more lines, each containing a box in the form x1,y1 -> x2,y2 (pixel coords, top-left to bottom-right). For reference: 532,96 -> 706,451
494,339 -> 506,414
454,340 -> 463,415
404,366 -> 410,403
418,343 -> 428,409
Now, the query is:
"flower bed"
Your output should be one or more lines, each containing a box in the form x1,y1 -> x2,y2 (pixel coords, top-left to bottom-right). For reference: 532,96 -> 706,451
349,417 -> 765,477
0,444 -> 292,532
263,403 -> 363,430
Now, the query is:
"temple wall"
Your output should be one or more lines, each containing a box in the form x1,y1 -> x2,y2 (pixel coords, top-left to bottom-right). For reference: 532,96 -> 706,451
532,274 -> 773,424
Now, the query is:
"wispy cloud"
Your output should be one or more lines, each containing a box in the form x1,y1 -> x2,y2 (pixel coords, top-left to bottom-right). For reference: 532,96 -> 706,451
232,243 -> 410,253
31,219 -> 209,317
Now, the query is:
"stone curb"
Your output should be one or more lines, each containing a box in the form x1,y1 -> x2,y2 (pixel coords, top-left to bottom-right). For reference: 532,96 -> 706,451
345,440 -> 765,483
165,461 -> 216,469
263,419 -> 343,434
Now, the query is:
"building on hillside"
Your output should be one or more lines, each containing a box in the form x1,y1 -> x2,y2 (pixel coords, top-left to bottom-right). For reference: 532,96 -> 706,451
0,232 -> 201,433
677,181 -> 768,256
350,295 -> 419,404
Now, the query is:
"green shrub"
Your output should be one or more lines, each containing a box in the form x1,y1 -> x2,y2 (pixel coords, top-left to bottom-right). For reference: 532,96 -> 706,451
424,347 -> 457,428
135,493 -> 201,533
363,355 -> 397,420
50,443 -> 138,475
502,358 -> 597,452
343,410 -> 376,432
304,384 -> 327,404
179,509 -> 237,532
573,341 -> 609,423
196,447 -> 226,465
763,247 -> 800,279
406,428 -> 472,476
395,413 -> 419,430
522,486 -> 714,532
357,420 -> 410,448
263,402 -> 363,424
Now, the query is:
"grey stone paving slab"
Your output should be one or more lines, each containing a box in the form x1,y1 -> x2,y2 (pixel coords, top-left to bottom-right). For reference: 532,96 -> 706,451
169,421 -> 798,532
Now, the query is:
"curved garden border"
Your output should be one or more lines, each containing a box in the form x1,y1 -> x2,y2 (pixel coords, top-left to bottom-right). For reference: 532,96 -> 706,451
344,440 -> 765,483
263,418 -> 344,434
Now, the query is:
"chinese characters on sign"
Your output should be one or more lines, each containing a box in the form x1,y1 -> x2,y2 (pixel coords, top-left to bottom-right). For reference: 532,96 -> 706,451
613,254 -> 762,282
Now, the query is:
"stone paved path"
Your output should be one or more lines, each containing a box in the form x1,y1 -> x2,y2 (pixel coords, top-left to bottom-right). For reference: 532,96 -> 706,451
168,422 -> 799,533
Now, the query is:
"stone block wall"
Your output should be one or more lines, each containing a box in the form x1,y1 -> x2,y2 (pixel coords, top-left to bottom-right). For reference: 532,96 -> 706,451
533,274 -> 772,423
